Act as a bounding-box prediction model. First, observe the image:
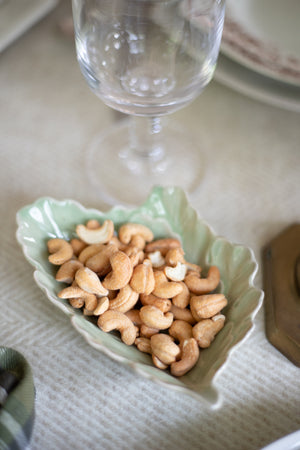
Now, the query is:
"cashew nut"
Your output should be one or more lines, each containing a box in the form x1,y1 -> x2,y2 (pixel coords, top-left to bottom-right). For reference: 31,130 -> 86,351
125,309 -> 143,327
130,261 -> 155,295
164,262 -> 187,282
78,243 -> 105,264
169,320 -> 193,345
140,293 -> 172,313
76,219 -> 114,244
48,238 -> 73,265
152,355 -> 168,370
85,219 -> 101,229
109,285 -> 139,313
85,243 -> 118,276
145,238 -> 181,256
102,251 -> 133,290
170,338 -> 199,377
185,265 -> 220,295
135,337 -> 152,354
170,304 -> 196,325
147,250 -> 165,268
93,297 -> 109,316
172,282 -> 190,309
150,333 -> 180,365
130,234 -> 147,250
97,310 -> 137,345
55,259 -> 83,283
124,246 -> 144,267
152,271 -> 183,299
118,223 -> 154,245
192,314 -> 225,348
140,324 -> 159,338
164,248 -> 185,266
69,297 -> 85,309
58,285 -> 98,311
70,238 -> 87,256
190,293 -> 227,321
140,305 -> 173,330
75,266 -> 108,296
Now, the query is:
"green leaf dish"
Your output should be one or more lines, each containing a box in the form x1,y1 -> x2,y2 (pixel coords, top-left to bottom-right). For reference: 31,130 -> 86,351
16,186 -> 263,406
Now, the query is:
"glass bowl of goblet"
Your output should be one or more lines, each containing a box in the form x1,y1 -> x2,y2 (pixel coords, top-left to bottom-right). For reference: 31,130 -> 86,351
72,0 -> 225,205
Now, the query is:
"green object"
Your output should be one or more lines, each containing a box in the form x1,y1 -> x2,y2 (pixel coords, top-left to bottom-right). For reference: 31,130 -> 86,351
0,347 -> 35,450
16,186 -> 263,406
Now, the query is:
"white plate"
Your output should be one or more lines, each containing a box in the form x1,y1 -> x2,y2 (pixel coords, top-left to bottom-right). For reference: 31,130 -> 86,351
0,0 -> 58,53
221,0 -> 300,87
214,53 -> 300,113
261,429 -> 300,450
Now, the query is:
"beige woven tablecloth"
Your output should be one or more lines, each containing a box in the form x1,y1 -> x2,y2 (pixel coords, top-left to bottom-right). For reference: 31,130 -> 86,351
1,2 -> 300,449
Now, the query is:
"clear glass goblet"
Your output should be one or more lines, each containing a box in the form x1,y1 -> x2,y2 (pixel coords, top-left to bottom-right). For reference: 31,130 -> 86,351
72,0 -> 225,205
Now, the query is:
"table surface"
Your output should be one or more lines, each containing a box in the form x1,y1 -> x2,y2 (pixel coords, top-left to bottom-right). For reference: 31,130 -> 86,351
1,1 -> 300,449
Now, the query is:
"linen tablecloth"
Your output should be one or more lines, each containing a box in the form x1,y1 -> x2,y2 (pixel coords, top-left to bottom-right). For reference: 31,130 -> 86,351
1,1 -> 299,449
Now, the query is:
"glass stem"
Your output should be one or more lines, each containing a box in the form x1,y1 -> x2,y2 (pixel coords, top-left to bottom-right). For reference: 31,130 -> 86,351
129,116 -> 165,162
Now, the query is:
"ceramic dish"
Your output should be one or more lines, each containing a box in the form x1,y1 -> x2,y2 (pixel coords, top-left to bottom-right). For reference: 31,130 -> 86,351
16,186 -> 263,406
214,53 -> 300,113
221,0 -> 300,87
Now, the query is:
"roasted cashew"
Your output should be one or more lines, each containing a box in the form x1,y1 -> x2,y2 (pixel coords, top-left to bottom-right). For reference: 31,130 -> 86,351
75,266 -> 108,296
147,250 -> 165,268
164,262 -> 187,282
152,271 -> 183,299
140,305 -> 173,330
172,282 -> 190,309
150,333 -> 180,365
118,223 -> 154,246
140,293 -> 172,313
130,234 -> 147,250
58,285 -> 98,311
135,337 -> 152,354
93,297 -> 109,316
78,243 -> 105,264
69,297 -> 85,309
85,219 -> 101,229
97,310 -> 137,345
76,219 -> 114,244
192,314 -> 225,348
170,338 -> 199,377
70,238 -> 87,256
109,285 -> 139,313
55,259 -> 83,283
190,293 -> 227,321
164,248 -> 185,266
124,246 -> 144,267
130,261 -> 155,295
85,243 -> 118,276
125,309 -> 143,327
169,320 -> 193,345
184,265 -> 220,295
140,324 -> 159,338
108,236 -> 127,250
145,238 -> 181,256
170,304 -> 196,325
48,238 -> 73,265
102,251 -> 133,290
152,355 -> 168,370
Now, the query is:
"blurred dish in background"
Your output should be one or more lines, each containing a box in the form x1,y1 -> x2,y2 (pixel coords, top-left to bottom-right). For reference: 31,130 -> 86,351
214,53 -> 300,113
221,0 -> 300,87
0,0 -> 58,53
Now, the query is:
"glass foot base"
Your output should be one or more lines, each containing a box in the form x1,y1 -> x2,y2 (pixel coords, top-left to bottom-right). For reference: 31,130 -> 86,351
86,118 -> 205,206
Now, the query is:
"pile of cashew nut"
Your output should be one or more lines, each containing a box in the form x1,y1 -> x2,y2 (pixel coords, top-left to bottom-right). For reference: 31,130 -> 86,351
47,219 -> 228,377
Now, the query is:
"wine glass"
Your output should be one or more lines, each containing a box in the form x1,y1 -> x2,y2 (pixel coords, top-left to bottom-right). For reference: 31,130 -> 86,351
72,0 -> 225,205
